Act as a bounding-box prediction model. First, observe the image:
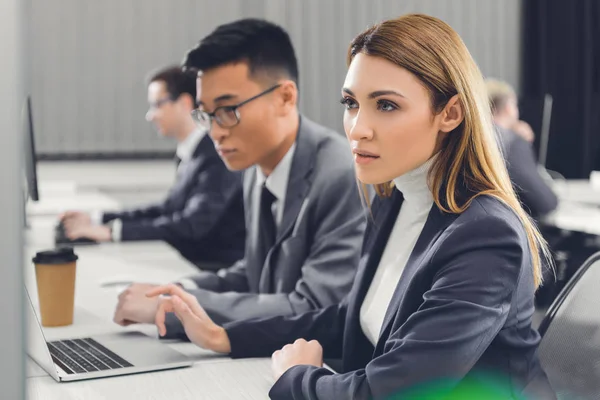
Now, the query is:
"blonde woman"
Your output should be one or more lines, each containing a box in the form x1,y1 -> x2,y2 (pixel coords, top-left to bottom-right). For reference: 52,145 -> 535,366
148,14 -> 555,399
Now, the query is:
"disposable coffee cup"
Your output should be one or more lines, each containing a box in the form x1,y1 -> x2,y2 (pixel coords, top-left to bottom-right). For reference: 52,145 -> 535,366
32,248 -> 78,327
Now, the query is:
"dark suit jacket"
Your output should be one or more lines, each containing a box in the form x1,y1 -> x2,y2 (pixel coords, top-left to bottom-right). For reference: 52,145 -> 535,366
102,134 -> 245,266
224,190 -> 555,399
498,127 -> 558,218
163,117 -> 365,334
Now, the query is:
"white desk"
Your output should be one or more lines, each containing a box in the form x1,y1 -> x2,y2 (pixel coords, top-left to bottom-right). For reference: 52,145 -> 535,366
543,202 -> 600,236
37,161 -> 175,193
26,192 -> 121,217
25,217 -> 274,400
28,358 -> 274,400
30,160 -> 175,216
541,180 -> 600,236
553,179 -> 600,207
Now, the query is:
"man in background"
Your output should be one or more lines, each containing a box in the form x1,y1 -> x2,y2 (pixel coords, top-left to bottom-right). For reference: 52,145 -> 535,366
486,78 -> 558,219
60,66 -> 245,270
113,19 -> 364,331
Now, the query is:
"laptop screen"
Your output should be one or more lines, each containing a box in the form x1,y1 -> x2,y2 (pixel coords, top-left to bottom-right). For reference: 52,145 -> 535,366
25,287 -> 59,380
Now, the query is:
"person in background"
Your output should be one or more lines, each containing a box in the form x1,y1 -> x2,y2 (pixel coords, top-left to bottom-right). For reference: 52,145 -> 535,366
486,78 -> 558,219
147,14 -> 555,399
112,19 -> 364,330
486,78 -> 536,143
60,66 -> 245,270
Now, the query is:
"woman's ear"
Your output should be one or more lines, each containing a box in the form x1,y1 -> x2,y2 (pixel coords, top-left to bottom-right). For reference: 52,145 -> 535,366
439,94 -> 464,133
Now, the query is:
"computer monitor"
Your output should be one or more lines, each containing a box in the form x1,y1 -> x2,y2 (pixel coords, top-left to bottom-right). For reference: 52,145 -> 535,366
519,93 -> 553,168
23,96 -> 40,201
538,94 -> 553,168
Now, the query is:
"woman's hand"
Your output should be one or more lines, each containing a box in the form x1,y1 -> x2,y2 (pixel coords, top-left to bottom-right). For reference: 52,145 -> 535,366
271,339 -> 323,380
145,284 -> 231,354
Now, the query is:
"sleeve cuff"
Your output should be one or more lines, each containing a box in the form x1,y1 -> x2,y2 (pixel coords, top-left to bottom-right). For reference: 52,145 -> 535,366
90,210 -> 104,225
110,219 -> 123,242
177,278 -> 199,290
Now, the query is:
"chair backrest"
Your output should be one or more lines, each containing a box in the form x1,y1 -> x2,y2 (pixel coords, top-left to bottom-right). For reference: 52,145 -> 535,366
538,251 -> 600,400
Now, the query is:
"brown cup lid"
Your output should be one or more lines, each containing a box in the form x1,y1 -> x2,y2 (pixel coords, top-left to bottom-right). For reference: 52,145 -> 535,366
32,247 -> 78,264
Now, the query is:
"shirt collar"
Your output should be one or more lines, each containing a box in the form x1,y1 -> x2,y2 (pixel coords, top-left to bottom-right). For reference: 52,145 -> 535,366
176,129 -> 206,163
255,142 -> 297,202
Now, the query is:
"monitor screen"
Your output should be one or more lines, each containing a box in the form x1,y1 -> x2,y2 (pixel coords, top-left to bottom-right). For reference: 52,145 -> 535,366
519,94 -> 553,168
23,96 -> 39,202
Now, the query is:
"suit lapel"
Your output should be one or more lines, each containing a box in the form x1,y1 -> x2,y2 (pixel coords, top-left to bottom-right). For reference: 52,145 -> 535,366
175,134 -> 213,182
243,168 -> 265,291
166,135 -> 213,209
258,117 -> 316,291
341,190 -> 403,371
373,205 -> 456,355
275,117 -> 316,243
350,190 -> 404,315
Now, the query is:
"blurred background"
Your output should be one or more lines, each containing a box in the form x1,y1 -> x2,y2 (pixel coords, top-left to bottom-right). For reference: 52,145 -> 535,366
26,0 -> 600,178
32,0 -> 523,157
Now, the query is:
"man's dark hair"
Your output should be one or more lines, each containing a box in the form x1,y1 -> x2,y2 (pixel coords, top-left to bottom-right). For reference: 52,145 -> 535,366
147,65 -> 197,104
182,18 -> 299,86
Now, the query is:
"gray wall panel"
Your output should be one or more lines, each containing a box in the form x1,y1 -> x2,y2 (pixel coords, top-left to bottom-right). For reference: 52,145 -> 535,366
0,0 -> 26,397
31,0 -> 522,155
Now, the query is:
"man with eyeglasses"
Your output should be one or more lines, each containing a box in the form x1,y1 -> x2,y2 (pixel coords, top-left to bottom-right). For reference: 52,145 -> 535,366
60,66 -> 245,273
112,19 -> 365,331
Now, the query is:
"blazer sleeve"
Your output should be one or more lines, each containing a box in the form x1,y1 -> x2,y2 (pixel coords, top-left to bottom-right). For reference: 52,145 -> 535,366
269,212 -> 527,400
505,136 -> 558,218
188,258 -> 250,292
224,302 -> 348,360
183,170 -> 364,325
102,204 -> 164,223
116,162 -> 243,242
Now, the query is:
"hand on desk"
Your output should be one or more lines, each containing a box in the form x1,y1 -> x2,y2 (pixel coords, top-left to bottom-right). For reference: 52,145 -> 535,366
113,283 -> 160,326
146,285 -> 323,380
60,210 -> 92,226
146,284 -> 231,354
60,211 -> 111,242
271,339 -> 324,380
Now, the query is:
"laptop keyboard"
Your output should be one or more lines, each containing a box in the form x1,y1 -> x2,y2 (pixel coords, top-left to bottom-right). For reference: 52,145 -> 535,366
47,338 -> 134,374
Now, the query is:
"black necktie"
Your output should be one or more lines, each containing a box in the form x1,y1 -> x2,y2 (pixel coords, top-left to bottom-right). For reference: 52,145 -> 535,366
174,155 -> 186,180
258,185 -> 277,267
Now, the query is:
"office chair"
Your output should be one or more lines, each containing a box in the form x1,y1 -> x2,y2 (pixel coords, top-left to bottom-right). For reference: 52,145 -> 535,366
537,251 -> 600,400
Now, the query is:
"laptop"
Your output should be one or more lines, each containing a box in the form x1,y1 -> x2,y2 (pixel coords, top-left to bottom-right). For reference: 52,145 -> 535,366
25,287 -> 193,382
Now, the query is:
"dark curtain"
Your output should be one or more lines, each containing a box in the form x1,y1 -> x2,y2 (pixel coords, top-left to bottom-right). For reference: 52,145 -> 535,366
521,0 -> 600,178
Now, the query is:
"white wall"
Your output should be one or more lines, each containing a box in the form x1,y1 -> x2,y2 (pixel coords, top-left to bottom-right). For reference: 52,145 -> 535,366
31,0 -> 522,156
0,0 -> 26,396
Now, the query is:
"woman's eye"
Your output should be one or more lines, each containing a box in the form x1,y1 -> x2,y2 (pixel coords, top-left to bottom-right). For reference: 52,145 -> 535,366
340,97 -> 358,110
377,99 -> 398,112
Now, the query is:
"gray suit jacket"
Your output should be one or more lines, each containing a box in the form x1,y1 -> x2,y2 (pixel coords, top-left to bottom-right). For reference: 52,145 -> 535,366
497,127 -> 558,218
164,116 -> 365,336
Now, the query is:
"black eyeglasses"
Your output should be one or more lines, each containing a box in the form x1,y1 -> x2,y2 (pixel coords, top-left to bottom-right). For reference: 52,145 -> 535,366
191,84 -> 281,129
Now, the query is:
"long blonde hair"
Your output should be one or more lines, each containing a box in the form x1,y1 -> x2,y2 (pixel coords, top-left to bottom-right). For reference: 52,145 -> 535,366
348,14 -> 550,288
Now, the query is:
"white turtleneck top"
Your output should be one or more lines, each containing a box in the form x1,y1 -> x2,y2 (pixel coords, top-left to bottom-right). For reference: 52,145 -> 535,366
360,157 -> 436,345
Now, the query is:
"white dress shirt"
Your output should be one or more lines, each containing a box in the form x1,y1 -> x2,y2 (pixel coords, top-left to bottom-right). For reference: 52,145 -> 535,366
359,157 -> 435,345
92,129 -> 207,241
175,129 -> 206,172
254,142 -> 296,228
